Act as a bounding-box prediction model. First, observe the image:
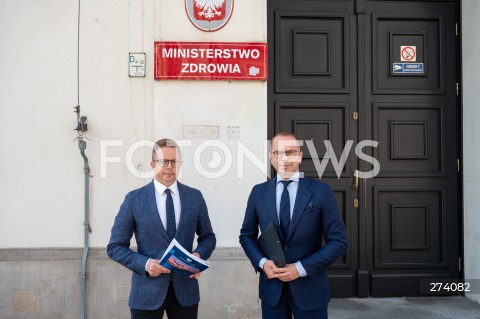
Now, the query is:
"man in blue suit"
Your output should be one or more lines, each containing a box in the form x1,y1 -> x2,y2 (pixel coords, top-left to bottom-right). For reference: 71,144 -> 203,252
107,138 -> 216,319
240,132 -> 348,319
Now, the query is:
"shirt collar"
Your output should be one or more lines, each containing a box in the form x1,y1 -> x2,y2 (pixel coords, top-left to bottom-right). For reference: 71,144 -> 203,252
276,171 -> 300,183
153,179 -> 179,195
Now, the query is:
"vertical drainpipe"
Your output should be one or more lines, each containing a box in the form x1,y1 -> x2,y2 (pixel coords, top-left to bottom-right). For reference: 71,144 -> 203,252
75,108 -> 90,319
75,0 -> 89,317
79,139 -> 90,319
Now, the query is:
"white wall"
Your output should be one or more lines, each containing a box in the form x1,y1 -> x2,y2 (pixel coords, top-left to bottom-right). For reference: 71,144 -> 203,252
0,0 -> 267,248
462,0 -> 480,304
0,0 -> 153,248
152,0 -> 267,247
0,0 -> 86,247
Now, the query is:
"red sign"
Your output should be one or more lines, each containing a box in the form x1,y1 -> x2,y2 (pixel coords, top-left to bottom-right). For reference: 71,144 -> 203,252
154,42 -> 268,81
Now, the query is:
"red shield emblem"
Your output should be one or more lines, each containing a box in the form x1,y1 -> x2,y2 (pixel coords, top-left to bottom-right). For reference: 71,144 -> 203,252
186,0 -> 234,32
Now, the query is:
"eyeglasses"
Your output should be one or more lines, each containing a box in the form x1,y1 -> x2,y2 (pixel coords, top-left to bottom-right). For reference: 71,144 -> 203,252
153,159 -> 182,167
272,150 -> 299,159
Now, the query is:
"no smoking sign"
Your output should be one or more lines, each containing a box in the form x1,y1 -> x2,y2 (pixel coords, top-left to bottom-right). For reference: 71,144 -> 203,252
401,46 -> 416,62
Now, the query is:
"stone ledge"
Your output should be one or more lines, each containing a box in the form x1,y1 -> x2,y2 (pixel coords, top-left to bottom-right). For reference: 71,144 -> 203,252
0,247 -> 247,261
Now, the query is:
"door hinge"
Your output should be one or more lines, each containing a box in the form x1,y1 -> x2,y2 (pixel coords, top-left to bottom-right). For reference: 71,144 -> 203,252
457,159 -> 460,172
456,83 -> 460,96
459,257 -> 462,272
354,198 -> 359,208
456,23 -> 459,36
353,111 -> 359,121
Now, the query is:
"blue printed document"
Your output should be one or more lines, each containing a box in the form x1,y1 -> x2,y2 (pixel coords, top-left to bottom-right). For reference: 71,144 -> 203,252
158,239 -> 210,275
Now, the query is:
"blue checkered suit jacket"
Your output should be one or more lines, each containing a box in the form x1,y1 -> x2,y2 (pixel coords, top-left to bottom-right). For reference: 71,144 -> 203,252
107,181 -> 216,310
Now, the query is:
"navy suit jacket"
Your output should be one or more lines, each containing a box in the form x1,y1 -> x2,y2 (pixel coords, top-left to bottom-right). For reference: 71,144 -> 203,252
239,177 -> 348,311
107,181 -> 216,310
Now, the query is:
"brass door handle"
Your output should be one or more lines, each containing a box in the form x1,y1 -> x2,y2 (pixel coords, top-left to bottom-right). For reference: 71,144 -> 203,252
353,170 -> 359,190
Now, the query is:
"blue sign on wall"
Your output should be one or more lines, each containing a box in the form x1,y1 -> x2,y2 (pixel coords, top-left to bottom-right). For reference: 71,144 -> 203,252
393,63 -> 424,74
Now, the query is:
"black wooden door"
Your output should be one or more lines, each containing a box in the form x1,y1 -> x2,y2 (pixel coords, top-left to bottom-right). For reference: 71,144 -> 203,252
268,0 -> 460,297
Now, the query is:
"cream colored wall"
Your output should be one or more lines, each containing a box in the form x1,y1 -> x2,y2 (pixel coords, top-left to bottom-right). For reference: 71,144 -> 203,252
0,0 -> 89,247
0,0 -> 267,248
153,0 -> 267,246
0,0 -> 154,247
462,0 -> 480,304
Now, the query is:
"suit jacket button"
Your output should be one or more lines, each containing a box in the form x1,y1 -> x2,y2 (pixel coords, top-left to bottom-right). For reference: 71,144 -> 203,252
284,246 -> 288,250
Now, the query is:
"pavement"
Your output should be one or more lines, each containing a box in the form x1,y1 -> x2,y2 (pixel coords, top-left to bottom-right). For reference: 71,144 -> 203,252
329,296 -> 480,319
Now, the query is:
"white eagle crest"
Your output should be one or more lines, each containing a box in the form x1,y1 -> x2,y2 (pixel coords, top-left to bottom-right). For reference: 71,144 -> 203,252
194,0 -> 225,19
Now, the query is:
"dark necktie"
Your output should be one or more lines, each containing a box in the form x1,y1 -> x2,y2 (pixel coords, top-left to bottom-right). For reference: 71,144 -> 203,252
164,189 -> 176,240
279,180 -> 292,238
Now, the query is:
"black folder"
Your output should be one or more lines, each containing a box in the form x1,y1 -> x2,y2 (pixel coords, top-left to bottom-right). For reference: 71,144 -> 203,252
257,222 -> 286,267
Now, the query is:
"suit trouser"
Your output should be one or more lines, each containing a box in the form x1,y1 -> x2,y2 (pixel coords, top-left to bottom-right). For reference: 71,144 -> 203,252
130,282 -> 198,319
261,283 -> 328,319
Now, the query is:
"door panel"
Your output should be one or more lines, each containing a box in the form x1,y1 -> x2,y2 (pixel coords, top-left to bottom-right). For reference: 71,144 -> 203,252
268,0 -> 460,297
373,102 -> 444,175
275,12 -> 350,93
373,13 -> 445,93
365,1 -> 459,297
274,101 -> 352,178
268,0 -> 358,297
374,186 -> 446,267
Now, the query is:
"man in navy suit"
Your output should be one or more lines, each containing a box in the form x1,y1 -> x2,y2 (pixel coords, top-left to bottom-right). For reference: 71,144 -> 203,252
107,138 -> 216,319
240,132 -> 348,319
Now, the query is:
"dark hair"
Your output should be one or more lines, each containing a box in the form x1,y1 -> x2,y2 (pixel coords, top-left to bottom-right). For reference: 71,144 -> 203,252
152,139 -> 181,161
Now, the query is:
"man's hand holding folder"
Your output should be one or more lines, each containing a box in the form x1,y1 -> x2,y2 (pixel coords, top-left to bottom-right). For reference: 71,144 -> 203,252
257,222 -> 287,268
257,223 -> 302,282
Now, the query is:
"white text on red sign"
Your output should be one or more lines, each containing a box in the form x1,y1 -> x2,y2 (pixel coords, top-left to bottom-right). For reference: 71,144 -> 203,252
154,42 -> 268,81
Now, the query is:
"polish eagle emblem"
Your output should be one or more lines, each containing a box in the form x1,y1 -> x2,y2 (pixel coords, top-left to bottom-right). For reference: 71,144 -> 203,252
194,0 -> 226,20
185,0 -> 234,32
